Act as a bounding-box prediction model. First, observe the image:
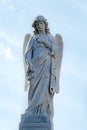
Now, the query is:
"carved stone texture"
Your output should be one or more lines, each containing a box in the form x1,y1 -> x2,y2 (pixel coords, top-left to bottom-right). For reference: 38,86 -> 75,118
19,123 -> 50,130
19,15 -> 63,130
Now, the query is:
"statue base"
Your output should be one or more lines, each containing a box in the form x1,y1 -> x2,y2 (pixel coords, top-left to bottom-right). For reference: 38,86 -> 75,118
19,122 -> 50,130
19,113 -> 53,130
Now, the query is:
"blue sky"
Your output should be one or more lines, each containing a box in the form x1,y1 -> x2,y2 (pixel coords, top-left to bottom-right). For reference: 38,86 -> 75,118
0,0 -> 87,130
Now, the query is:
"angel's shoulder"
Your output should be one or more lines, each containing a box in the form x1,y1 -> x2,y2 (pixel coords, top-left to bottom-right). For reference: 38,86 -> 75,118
47,33 -> 55,42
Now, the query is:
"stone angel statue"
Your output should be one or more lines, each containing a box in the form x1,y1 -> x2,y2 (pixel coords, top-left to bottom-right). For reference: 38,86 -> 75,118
22,15 -> 63,125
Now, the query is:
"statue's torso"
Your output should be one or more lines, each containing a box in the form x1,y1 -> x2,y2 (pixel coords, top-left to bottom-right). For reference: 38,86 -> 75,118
31,35 -> 51,62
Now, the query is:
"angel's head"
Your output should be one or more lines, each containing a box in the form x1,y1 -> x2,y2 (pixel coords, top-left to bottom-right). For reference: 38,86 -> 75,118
32,15 -> 50,34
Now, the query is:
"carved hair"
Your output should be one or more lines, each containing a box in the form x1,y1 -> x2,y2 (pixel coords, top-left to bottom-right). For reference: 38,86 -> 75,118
32,15 -> 50,34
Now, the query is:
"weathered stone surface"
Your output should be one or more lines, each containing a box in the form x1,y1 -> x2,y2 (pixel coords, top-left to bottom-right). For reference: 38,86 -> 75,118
19,15 -> 63,130
19,122 -> 50,130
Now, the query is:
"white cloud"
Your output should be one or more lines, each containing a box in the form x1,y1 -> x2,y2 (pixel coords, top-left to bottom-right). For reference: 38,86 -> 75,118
0,0 -> 15,12
0,30 -> 22,48
0,44 -> 5,55
0,43 -> 13,59
7,4 -> 15,11
3,47 -> 13,59
0,0 -> 11,4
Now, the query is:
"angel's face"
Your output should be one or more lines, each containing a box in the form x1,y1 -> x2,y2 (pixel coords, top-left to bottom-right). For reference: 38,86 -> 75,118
36,21 -> 45,33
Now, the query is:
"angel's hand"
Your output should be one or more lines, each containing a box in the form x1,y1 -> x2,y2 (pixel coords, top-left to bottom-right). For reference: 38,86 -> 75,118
26,64 -> 36,80
37,36 -> 45,43
48,52 -> 56,58
50,88 -> 55,95
36,34 -> 48,43
26,71 -> 35,80
27,63 -> 35,73
36,35 -> 52,50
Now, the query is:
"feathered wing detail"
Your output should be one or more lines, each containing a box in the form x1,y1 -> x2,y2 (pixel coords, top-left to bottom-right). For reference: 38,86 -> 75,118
54,34 -> 63,93
23,34 -> 31,91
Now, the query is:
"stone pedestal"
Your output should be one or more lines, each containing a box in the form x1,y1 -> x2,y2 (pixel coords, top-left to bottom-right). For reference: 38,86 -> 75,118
19,122 -> 50,130
19,113 -> 52,130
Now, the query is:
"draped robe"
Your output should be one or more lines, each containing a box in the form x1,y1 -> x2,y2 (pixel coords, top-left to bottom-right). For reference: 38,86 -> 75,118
24,33 -> 58,117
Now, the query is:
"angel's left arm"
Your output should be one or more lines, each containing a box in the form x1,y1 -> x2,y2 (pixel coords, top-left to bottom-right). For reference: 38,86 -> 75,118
43,33 -> 57,55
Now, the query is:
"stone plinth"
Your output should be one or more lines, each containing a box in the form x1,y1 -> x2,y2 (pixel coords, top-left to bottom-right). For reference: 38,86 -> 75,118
19,113 -> 53,130
19,122 -> 50,130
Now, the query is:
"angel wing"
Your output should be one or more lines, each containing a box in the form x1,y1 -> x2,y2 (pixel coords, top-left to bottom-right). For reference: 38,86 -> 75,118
54,34 -> 63,93
23,34 -> 31,91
